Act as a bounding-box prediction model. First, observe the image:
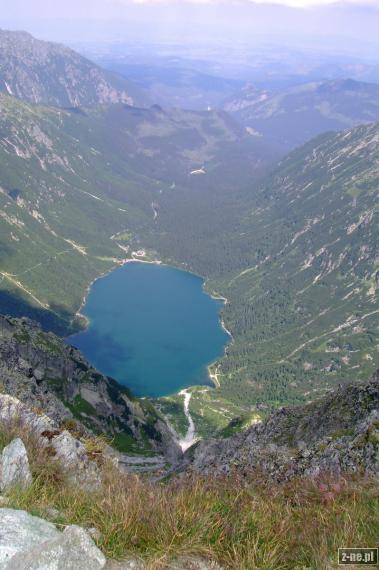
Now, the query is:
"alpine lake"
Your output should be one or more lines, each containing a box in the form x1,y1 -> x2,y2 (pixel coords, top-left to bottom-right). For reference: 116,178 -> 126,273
69,262 -> 230,398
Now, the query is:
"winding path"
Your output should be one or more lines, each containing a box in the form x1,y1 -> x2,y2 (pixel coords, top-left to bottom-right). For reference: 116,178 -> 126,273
178,389 -> 198,452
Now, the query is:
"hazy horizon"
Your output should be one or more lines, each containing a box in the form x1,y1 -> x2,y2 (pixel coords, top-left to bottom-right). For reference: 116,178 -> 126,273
1,0 -> 379,55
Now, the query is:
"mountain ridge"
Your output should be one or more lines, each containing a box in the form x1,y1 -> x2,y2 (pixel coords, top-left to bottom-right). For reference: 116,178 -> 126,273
0,29 -> 143,108
226,78 -> 379,152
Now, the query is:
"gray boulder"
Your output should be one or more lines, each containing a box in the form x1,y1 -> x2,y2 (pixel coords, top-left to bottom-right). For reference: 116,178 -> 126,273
51,431 -> 101,489
6,524 -> 106,570
0,509 -> 59,567
0,439 -> 32,492
51,431 -> 88,468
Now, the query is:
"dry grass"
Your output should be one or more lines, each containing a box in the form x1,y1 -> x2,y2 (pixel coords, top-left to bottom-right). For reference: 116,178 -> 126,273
1,423 -> 378,569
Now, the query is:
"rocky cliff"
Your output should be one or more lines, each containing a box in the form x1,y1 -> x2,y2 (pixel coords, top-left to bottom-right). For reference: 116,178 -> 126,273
0,315 -> 181,462
184,370 -> 379,481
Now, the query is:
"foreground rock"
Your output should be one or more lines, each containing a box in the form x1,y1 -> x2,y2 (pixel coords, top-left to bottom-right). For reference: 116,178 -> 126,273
0,509 -> 223,570
0,439 -> 32,492
184,370 -> 379,482
6,525 -> 106,570
0,509 -> 59,568
0,509 -> 106,569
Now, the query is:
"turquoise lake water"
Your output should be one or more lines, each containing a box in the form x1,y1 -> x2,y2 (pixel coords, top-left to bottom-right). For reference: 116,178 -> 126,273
68,262 -> 230,397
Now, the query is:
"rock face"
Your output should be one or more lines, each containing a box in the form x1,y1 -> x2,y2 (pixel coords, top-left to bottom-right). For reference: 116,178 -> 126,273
0,315 -> 181,462
185,370 -> 379,482
0,29 -> 137,108
6,525 -> 106,570
0,439 -> 32,492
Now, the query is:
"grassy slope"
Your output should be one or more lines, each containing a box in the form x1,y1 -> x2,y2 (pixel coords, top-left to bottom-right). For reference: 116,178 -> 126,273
1,421 -> 378,569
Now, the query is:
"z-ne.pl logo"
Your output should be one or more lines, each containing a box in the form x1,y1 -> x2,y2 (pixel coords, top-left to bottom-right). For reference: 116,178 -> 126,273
338,548 -> 378,566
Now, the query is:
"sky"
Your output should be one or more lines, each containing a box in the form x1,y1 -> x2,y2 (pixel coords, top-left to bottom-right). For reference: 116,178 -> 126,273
1,0 -> 378,48
1,0 -> 378,17
1,0 -> 378,12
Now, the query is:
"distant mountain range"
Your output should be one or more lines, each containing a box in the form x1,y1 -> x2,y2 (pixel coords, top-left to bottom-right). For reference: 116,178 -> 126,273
101,61 -> 244,111
0,29 -> 143,107
226,79 -> 379,152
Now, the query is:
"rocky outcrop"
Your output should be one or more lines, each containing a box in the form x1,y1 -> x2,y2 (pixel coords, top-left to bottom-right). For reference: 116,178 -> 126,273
184,370 -> 379,482
0,423 -> 100,491
0,316 -> 181,463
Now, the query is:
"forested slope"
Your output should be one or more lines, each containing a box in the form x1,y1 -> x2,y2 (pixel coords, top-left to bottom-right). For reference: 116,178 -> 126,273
150,122 -> 378,431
